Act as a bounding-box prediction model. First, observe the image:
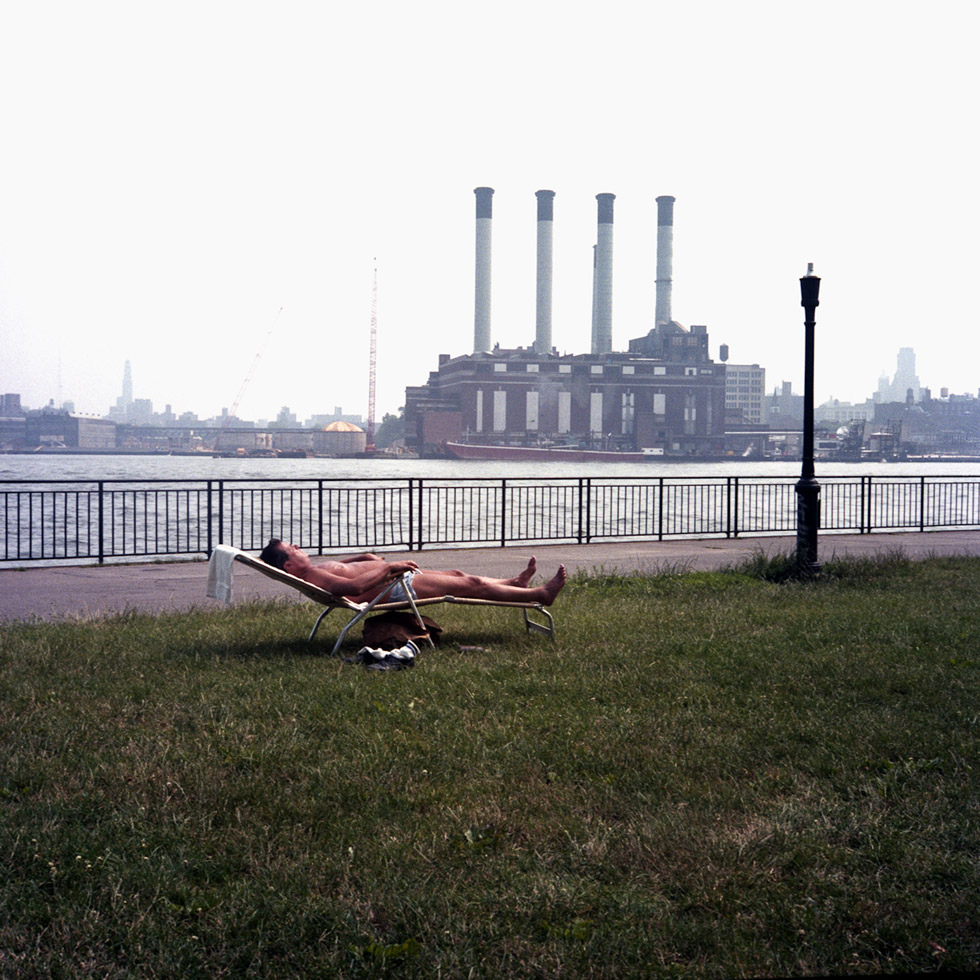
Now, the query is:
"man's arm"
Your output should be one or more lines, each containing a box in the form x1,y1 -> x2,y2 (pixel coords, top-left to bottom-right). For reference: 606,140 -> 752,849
333,553 -> 386,564
302,559 -> 419,597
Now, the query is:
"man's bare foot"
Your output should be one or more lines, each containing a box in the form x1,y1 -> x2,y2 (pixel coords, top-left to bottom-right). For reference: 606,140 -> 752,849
513,556 -> 537,587
541,564 -> 566,605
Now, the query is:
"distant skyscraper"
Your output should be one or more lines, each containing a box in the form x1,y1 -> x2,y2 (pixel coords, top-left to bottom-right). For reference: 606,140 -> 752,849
876,347 -> 921,403
122,361 -> 133,408
109,360 -> 135,420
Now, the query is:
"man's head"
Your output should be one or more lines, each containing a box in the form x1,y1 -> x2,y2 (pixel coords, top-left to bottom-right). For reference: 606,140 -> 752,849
259,539 -> 310,575
259,538 -> 289,570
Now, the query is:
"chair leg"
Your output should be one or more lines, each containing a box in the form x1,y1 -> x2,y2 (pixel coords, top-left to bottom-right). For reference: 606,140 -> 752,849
400,590 -> 437,649
523,605 -> 556,640
309,607 -> 335,643
330,613 -> 367,657
323,574 -> 423,656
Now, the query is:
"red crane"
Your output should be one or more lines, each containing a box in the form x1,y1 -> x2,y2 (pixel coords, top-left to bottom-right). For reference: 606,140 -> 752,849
366,263 -> 377,450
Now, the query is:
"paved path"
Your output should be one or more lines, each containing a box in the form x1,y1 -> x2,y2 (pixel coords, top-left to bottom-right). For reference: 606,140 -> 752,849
2,530 -> 979,623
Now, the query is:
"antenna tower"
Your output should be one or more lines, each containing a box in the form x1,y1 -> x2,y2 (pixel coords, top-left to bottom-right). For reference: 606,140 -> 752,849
367,262 -> 377,449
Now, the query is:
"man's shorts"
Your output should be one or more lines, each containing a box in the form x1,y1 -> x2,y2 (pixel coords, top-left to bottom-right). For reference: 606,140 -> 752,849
387,570 -> 417,603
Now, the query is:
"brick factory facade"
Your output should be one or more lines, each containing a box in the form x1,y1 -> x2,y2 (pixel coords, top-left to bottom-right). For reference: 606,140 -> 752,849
405,322 -> 727,456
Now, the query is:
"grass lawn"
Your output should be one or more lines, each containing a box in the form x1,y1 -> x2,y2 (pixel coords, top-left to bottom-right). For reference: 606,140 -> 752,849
1,552 -> 978,978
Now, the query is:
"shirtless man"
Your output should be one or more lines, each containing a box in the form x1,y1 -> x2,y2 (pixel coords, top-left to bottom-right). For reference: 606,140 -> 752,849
258,539 -> 566,606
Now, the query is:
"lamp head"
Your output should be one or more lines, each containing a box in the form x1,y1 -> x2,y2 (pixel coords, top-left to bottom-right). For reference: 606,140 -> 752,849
800,262 -> 820,312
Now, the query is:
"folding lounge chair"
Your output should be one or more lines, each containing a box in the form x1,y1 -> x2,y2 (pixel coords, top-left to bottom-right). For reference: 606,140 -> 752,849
208,546 -> 556,656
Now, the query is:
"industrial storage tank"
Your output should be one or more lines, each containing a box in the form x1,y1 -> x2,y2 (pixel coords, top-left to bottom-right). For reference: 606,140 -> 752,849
314,420 -> 367,456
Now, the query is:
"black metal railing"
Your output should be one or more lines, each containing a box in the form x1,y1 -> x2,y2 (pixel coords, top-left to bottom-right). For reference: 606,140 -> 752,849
3,474 -> 980,565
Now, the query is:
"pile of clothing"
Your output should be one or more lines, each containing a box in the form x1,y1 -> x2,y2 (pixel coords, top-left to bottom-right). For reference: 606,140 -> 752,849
348,641 -> 419,671
347,611 -> 443,671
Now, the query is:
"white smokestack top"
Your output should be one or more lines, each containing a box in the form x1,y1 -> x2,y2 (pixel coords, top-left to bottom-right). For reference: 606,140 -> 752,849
655,195 -> 675,326
592,192 -> 615,354
534,189 -> 555,354
473,186 -> 494,352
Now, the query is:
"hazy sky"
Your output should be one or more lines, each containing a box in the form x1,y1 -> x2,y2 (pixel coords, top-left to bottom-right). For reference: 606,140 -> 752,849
1,0 -> 977,424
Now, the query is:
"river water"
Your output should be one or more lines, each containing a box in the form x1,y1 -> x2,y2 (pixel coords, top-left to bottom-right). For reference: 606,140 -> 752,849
3,453 -> 980,483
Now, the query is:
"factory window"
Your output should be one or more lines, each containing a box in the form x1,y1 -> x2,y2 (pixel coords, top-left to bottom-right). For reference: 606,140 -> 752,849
526,363 -> 539,373
591,365 -> 603,375
622,365 -> 635,375
559,364 -> 572,374
558,391 -> 571,433
684,393 -> 696,434
475,390 -> 484,432
526,391 -> 539,431
653,392 -> 666,415
494,363 -> 507,373
654,366 -> 666,376
590,392 -> 603,434
493,390 -> 507,431
621,391 -> 635,435
685,367 -> 697,377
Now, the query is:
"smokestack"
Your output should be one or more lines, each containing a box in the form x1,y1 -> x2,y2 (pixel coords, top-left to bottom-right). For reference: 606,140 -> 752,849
655,195 -> 675,326
592,192 -> 615,354
473,187 -> 494,352
534,190 -> 555,354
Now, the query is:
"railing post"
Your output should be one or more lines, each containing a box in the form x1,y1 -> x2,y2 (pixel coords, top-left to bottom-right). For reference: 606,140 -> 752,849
725,477 -> 732,539
865,476 -> 872,534
919,475 -> 926,532
500,479 -> 507,548
585,478 -> 592,544
576,478 -> 584,545
98,481 -> 105,565
416,479 -> 424,552
657,477 -> 664,541
217,481 -> 225,548
318,480 -> 324,555
205,481 -> 212,554
407,479 -> 415,551
733,477 -> 740,538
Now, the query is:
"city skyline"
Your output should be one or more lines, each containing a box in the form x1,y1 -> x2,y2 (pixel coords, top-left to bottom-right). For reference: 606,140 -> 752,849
9,342 -> 960,433
2,2 -> 977,422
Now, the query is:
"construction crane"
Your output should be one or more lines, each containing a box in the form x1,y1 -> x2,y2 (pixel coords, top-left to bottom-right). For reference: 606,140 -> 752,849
366,263 -> 377,450
221,307 -> 283,435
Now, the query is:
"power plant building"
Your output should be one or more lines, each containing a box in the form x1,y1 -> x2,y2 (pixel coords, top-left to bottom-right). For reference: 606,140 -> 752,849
405,190 -> 727,456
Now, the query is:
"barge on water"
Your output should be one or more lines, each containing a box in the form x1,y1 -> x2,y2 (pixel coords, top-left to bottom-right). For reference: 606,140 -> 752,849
444,442 -> 669,463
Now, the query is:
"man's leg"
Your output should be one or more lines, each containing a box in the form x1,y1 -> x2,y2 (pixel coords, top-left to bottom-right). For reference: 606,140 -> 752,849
419,556 -> 537,588
409,564 -> 565,606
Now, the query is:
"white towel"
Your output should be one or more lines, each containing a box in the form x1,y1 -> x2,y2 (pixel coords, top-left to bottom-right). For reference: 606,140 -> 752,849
206,545 -> 244,604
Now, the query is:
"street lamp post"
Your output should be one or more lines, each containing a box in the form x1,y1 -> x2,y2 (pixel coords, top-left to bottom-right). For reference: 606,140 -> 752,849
796,263 -> 821,575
